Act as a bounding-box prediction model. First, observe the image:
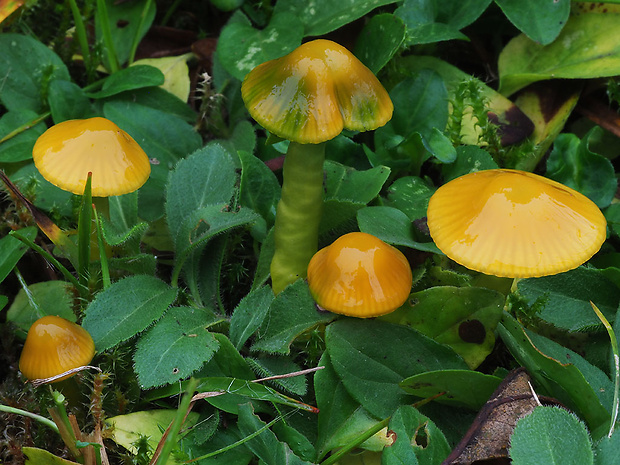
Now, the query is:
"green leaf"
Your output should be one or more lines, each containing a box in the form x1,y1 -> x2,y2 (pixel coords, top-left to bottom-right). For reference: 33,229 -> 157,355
83,275 -> 178,351
499,11 -> 620,95
252,280 -> 335,354
47,80 -> 95,123
247,356 -> 308,396
517,268 -> 620,332
395,0 -> 492,45
498,314 -> 612,433
324,161 -> 390,205
95,0 -> 155,67
6,281 -> 76,335
424,127 -> 456,163
217,12 -> 303,80
165,142 -> 237,246
0,33 -> 70,112
385,70 -> 449,140
595,429 -> 620,465
357,206 -> 440,253
385,176 -> 435,221
510,406 -> 593,465
495,0 -> 570,45
239,150 -> 280,228
320,161 -> 391,235
441,145 -> 499,182
10,164 -> 73,217
0,110 -> 46,163
174,206 -> 259,282
0,226 -> 36,285
326,319 -> 468,418
546,129 -> 617,208
87,65 -> 165,99
274,0 -> 398,36
109,87 -> 197,124
400,369 -> 502,410
354,13 -> 406,74
102,192 -> 148,246
195,377 -> 315,413
134,307 -> 220,389
383,405 -> 450,465
384,286 -> 505,368
230,285 -> 274,350
237,403 -> 312,465
314,353 -> 385,459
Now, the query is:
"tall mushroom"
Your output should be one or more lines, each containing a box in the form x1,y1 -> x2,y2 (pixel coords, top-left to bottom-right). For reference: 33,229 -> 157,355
242,39 -> 393,293
307,232 -> 412,317
426,169 -> 607,278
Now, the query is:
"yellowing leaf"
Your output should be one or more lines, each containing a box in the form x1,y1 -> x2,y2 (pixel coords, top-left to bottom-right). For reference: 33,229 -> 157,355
499,11 -> 620,96
0,0 -> 24,25
132,54 -> 191,102
23,447 -> 80,465
106,410 -> 199,464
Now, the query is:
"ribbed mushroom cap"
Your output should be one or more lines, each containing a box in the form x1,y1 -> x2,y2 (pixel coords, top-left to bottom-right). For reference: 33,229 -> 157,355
32,117 -> 151,197
427,169 -> 607,278
241,39 -> 393,144
307,232 -> 413,317
19,315 -> 95,383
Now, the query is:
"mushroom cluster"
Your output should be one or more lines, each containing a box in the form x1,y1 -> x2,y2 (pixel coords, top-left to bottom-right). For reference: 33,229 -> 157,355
307,232 -> 412,318
242,39 -> 393,293
426,169 -> 607,278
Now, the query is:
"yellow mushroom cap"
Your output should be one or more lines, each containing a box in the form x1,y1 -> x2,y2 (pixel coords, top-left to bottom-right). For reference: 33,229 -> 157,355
32,117 -> 151,197
241,39 -> 393,144
19,315 -> 95,383
427,169 -> 607,278
307,232 -> 413,317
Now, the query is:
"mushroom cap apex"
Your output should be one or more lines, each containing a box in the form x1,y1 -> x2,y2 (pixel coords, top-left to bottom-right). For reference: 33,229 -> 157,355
241,39 -> 393,144
307,232 -> 412,317
33,117 -> 151,197
427,169 -> 607,278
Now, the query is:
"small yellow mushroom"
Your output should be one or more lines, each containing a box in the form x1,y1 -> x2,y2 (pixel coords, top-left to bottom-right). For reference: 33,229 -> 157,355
307,232 -> 413,317
19,315 -> 95,383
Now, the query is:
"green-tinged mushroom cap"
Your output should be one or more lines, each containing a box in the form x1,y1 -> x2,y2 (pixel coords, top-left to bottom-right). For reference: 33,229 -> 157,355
242,39 -> 393,144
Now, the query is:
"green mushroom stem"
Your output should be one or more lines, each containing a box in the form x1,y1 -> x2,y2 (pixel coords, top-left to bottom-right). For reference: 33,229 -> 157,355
270,142 -> 326,294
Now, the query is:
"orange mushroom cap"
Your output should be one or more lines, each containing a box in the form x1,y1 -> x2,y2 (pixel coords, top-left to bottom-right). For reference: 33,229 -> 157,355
19,315 -> 95,383
241,39 -> 393,144
307,232 -> 413,317
426,169 -> 607,278
32,117 -> 151,197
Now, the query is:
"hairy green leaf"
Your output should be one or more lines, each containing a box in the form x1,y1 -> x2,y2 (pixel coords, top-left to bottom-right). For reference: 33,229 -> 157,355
83,275 -> 177,351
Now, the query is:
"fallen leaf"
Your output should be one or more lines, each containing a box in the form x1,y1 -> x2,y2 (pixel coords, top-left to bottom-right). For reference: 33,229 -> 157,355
442,368 -> 547,464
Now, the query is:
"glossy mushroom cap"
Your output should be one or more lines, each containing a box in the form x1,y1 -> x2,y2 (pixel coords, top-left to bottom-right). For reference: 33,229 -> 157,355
427,169 -> 607,278
19,315 -> 95,383
241,39 -> 393,144
33,117 -> 151,197
307,232 -> 413,317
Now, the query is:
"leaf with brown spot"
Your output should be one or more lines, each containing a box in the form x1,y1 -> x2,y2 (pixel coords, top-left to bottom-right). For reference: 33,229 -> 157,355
512,80 -> 582,171
395,55 -> 534,147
